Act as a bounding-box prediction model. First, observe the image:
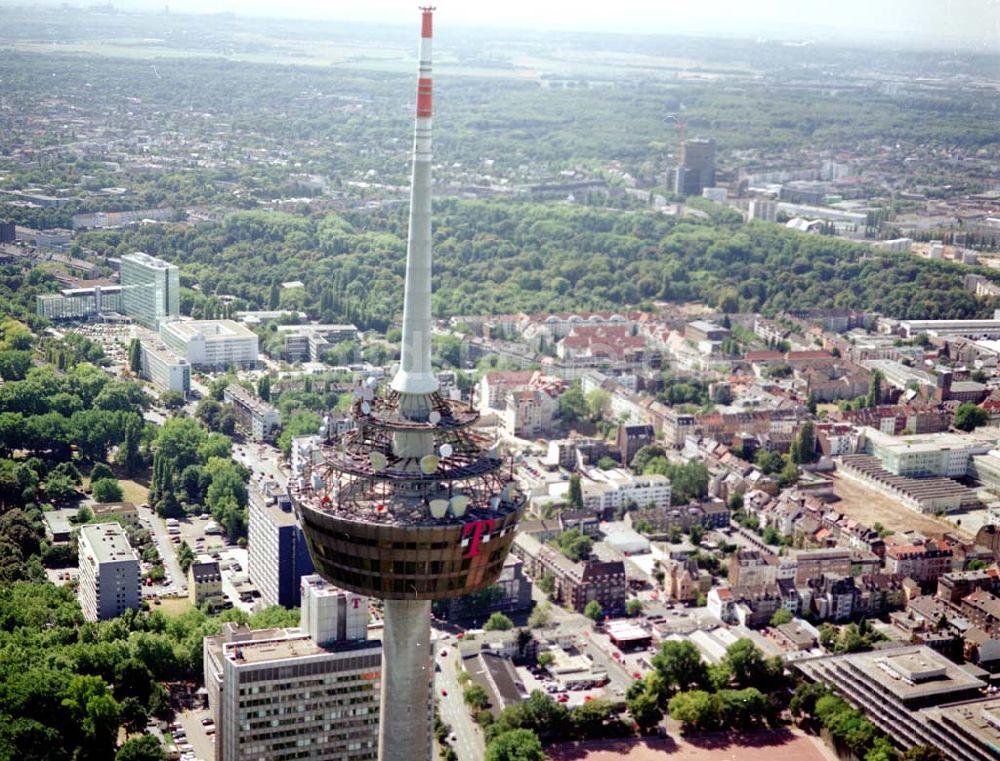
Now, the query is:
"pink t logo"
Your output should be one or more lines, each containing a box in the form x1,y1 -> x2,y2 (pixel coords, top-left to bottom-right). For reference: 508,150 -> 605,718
462,519 -> 496,558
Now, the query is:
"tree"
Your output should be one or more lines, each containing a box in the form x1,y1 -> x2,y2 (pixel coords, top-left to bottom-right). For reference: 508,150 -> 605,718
585,389 -> 611,422
528,601 -> 552,628
127,339 -> 142,375
583,600 -> 603,622
553,528 -> 591,562
866,370 -> 883,409
558,383 -> 587,425
177,541 -> 196,574
160,390 -> 186,410
806,391 -> 817,415
116,735 -> 166,761
567,474 -> 583,510
901,747 -> 946,761
955,402 -> 989,432
626,598 -> 643,617
667,690 -> 722,732
463,684 -> 490,711
651,640 -> 708,695
723,638 -> 775,689
791,421 -> 817,464
90,463 -> 114,483
45,474 -> 78,503
117,414 -> 144,477
257,375 -> 271,402
484,612 -> 514,631
626,688 -> 663,733
485,729 -> 546,761
537,573 -> 555,596
770,608 -> 793,627
91,478 -> 124,504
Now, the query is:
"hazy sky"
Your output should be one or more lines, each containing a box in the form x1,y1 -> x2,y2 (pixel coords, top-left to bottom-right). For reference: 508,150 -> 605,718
111,0 -> 1000,47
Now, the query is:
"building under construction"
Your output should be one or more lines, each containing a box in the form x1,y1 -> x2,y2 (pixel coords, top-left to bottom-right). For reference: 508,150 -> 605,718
290,9 -> 525,761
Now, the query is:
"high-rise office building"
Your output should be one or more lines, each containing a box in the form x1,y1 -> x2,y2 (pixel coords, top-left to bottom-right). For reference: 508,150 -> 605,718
248,478 -> 314,608
77,523 -> 141,622
204,576 -> 380,761
675,138 -> 716,197
291,11 -> 525,760
120,251 -> 180,329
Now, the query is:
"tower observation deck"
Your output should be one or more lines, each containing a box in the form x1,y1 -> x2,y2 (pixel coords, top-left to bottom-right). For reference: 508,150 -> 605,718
290,9 -> 525,761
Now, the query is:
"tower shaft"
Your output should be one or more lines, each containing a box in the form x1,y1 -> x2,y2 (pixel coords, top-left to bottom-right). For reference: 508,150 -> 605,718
377,600 -> 433,761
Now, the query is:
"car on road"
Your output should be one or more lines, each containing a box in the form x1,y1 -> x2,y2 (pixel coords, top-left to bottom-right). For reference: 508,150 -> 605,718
440,649 -> 448,658
440,689 -> 447,697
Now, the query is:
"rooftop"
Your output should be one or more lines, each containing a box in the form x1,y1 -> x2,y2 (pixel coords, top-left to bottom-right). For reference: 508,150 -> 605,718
223,631 -> 379,665
161,319 -> 256,340
80,523 -> 136,564
121,251 -> 177,270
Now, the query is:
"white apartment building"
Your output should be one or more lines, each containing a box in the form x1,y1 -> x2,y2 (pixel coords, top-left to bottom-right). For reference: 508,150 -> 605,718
78,523 -> 141,622
139,339 -> 191,394
581,469 -> 671,514
204,576 -> 380,761
223,384 -> 281,441
864,427 -> 998,478
159,319 -> 259,369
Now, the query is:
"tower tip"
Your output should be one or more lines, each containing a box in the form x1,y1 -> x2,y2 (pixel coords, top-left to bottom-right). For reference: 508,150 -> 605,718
420,6 -> 435,38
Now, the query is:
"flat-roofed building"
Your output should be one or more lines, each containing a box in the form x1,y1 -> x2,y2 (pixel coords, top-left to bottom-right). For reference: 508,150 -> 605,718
120,251 -> 180,329
797,646 -> 989,759
91,501 -> 140,528
36,285 -> 123,321
863,427 -> 998,479
159,319 -> 258,369
248,478 -> 314,608
77,523 -> 141,622
204,575 -> 380,761
223,384 -> 281,442
138,339 -> 190,394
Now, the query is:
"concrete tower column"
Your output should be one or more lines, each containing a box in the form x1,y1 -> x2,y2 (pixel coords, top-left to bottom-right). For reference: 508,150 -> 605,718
378,599 -> 433,761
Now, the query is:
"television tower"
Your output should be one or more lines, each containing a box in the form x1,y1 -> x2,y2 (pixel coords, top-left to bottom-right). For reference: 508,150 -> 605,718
291,8 -> 525,761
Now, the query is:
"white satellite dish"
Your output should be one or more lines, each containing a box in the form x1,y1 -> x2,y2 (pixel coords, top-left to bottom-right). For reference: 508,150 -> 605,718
419,455 -> 439,475
487,442 -> 500,459
429,499 -> 449,518
370,452 -> 387,472
490,496 -> 501,510
501,485 -> 512,502
362,387 -> 374,401
439,443 -> 453,458
450,495 -> 470,517
361,401 -> 371,415
428,410 -> 441,425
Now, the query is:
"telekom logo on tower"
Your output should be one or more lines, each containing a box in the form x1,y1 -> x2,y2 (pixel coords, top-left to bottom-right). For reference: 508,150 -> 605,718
462,519 -> 496,558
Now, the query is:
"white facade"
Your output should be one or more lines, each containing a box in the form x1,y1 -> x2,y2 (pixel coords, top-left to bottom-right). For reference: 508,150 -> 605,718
865,427 -> 998,478
120,251 -> 180,329
581,470 -> 671,513
78,523 -> 141,622
159,319 -> 259,368
139,339 -> 190,394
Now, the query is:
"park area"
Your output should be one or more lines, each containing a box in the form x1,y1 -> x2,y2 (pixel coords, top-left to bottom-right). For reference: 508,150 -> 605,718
546,729 -> 836,761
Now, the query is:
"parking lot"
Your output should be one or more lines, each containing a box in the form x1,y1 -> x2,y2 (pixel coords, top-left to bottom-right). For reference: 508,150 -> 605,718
169,706 -> 216,761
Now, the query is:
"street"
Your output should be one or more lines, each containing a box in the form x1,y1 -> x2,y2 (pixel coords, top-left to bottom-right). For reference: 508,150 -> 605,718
433,637 -> 484,761
138,502 -> 188,598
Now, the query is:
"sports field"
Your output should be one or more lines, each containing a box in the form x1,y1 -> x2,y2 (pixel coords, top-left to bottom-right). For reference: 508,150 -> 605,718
547,730 -> 835,761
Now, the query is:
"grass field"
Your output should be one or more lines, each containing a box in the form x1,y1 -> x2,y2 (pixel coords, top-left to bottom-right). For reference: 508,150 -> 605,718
156,597 -> 193,617
119,479 -> 149,506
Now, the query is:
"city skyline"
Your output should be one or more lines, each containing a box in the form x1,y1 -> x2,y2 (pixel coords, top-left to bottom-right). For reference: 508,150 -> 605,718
14,0 -> 1000,48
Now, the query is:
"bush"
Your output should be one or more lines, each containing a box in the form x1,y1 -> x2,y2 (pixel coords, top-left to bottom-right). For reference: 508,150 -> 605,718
484,612 -> 514,631
91,478 -> 124,503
